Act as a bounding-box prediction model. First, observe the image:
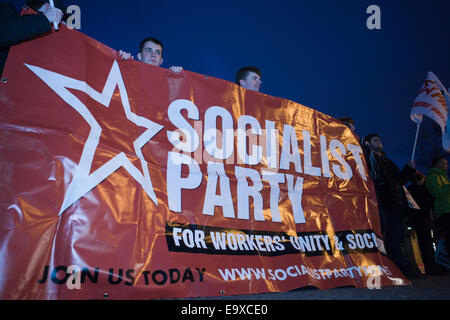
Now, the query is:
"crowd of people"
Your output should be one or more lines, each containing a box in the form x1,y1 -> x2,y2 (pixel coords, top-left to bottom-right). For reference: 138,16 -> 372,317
339,119 -> 450,278
2,0 -> 449,281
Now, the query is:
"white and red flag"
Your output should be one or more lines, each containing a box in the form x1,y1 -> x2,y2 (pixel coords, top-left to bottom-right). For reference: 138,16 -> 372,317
410,71 -> 450,152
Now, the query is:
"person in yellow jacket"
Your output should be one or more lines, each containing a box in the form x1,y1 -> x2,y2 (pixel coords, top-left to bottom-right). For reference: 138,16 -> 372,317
425,156 -> 450,261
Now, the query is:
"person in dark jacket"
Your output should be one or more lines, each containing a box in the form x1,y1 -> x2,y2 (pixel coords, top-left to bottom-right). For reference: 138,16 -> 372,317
0,1 -> 64,76
363,133 -> 419,277
407,172 -> 441,274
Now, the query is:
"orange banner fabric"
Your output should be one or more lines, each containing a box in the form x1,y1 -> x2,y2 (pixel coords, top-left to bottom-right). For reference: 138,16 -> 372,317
0,25 -> 408,299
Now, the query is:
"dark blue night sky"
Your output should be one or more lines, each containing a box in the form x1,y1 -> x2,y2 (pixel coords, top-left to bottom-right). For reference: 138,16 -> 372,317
11,0 -> 450,171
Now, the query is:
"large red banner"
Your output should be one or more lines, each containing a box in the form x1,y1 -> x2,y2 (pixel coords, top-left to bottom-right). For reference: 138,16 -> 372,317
0,25 -> 409,299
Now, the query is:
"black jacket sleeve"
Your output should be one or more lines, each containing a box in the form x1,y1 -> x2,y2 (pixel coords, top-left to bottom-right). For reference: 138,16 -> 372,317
0,3 -> 52,48
399,164 -> 416,185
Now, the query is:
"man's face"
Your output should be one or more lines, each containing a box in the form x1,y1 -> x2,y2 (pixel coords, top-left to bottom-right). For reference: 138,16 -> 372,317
369,136 -> 383,152
137,41 -> 163,66
439,159 -> 449,172
239,72 -> 262,92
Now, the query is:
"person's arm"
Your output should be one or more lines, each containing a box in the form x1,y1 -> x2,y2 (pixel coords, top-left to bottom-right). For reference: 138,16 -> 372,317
0,3 -> 52,48
399,161 -> 416,185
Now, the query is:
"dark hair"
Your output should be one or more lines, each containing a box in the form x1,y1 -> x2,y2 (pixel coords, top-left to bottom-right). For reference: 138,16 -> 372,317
363,133 -> 380,145
139,37 -> 164,53
338,117 -> 354,126
431,156 -> 446,167
235,66 -> 261,84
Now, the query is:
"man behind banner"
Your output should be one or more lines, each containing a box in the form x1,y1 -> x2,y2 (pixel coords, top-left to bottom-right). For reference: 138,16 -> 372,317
235,66 -> 262,92
363,133 -> 420,278
118,37 -> 183,73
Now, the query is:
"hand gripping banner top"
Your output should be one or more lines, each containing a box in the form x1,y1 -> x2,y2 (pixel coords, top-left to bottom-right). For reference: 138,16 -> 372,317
0,25 -> 409,299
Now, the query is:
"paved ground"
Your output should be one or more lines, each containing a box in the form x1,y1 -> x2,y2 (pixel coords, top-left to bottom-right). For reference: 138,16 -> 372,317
194,274 -> 450,300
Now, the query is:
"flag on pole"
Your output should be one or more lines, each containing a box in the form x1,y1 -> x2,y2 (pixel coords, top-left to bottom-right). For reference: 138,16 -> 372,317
410,71 -> 450,151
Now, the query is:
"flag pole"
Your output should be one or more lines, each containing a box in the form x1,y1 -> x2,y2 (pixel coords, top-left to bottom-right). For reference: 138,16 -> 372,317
49,0 -> 58,31
411,119 -> 421,162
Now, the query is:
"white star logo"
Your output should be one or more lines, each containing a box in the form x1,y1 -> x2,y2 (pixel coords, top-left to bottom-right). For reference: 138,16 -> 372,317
26,61 -> 164,215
